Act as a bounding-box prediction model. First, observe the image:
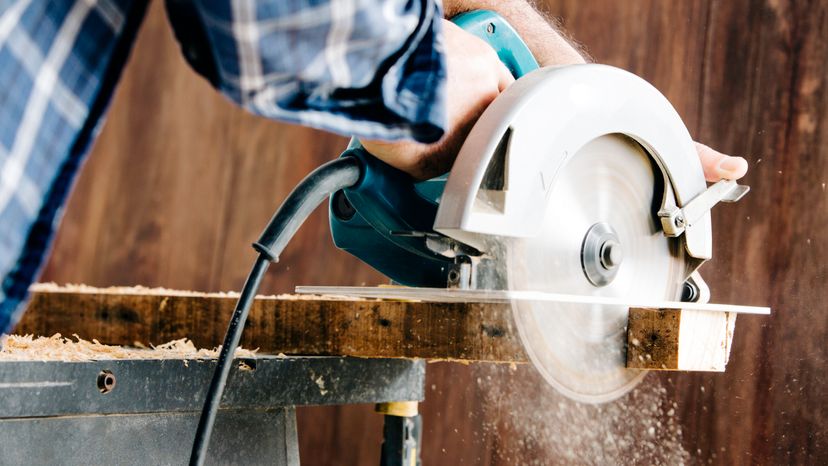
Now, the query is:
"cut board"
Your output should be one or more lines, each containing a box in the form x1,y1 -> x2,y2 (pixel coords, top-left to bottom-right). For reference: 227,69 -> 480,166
14,286 -> 736,369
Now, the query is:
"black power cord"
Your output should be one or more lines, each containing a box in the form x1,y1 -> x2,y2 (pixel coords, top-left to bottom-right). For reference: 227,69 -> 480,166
189,156 -> 362,465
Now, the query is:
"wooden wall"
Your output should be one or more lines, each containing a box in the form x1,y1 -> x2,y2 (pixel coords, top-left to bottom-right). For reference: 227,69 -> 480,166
37,0 -> 826,464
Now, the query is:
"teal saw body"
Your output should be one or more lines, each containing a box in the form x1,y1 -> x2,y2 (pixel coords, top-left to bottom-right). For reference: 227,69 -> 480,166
328,11 -> 539,287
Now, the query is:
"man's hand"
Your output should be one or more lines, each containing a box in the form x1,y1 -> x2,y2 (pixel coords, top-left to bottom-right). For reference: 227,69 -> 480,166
360,20 -> 514,180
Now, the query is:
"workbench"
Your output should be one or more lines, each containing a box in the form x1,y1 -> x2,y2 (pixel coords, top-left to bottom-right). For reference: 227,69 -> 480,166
0,356 -> 424,465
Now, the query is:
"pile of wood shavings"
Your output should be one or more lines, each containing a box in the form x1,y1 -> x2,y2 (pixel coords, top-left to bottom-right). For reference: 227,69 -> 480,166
30,282 -> 242,298
0,334 -> 257,362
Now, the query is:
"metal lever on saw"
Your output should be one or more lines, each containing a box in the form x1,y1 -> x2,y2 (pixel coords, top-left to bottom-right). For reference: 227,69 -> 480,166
329,10 -> 539,288
659,179 -> 750,237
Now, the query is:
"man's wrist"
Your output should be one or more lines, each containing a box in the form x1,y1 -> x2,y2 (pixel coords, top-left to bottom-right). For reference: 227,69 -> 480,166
442,0 -> 589,66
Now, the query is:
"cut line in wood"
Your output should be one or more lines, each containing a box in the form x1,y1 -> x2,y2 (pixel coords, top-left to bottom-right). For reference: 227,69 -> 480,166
295,286 -> 771,315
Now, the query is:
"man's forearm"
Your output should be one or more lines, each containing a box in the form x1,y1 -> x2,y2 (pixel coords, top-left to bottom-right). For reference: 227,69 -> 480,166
443,0 -> 588,66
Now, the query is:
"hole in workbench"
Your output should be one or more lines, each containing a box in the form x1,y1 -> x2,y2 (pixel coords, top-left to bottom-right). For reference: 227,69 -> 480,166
97,370 -> 116,394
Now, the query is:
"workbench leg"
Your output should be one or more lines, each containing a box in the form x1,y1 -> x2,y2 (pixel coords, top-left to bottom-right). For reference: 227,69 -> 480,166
283,406 -> 301,466
376,401 -> 421,466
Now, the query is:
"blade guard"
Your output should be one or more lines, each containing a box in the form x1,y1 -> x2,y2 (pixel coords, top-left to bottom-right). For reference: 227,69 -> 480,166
433,65 -> 713,262
329,11 -> 539,287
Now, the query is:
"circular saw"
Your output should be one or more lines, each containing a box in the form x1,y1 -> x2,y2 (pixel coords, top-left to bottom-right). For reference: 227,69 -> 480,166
303,11 -> 764,403
433,61 -> 716,403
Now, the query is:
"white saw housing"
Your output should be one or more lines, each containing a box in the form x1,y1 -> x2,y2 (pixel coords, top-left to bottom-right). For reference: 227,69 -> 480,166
434,64 -> 712,263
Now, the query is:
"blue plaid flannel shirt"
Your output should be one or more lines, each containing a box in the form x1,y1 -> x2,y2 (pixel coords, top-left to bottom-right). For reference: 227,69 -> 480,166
0,0 -> 447,332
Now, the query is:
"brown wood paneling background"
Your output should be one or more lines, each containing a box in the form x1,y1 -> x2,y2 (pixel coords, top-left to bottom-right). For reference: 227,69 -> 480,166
36,0 -> 826,464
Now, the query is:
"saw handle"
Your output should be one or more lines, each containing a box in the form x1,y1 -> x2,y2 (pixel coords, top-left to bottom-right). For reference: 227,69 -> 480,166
329,11 -> 538,287
450,10 -> 539,77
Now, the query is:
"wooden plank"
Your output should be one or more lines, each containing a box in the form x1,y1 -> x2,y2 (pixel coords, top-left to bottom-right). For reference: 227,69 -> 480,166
626,308 -> 736,371
18,287 -> 747,372
16,288 -> 528,363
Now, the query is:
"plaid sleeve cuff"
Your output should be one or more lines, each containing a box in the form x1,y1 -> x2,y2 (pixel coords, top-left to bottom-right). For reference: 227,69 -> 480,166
379,2 -> 446,143
174,0 -> 447,144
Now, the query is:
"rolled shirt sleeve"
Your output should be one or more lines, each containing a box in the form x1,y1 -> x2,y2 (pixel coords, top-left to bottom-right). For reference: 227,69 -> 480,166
168,0 -> 447,144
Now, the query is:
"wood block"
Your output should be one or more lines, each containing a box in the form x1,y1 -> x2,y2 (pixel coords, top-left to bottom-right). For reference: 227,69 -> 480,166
626,308 -> 736,371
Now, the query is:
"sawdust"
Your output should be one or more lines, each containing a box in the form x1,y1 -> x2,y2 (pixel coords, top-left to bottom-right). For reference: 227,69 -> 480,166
29,282 -> 362,301
312,372 -> 329,396
30,282 -> 242,298
472,364 -> 690,465
489,218 -> 693,464
0,334 -> 257,362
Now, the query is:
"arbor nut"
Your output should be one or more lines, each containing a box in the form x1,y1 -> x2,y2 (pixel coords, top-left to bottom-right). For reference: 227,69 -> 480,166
581,222 -> 622,287
600,240 -> 623,269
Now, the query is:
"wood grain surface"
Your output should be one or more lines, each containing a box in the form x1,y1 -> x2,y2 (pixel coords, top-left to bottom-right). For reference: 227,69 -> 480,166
17,288 -> 527,362
19,288 -> 737,369
34,0 -> 827,464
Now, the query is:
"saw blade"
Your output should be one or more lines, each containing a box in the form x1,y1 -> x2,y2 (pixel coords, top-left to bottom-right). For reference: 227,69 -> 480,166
506,134 -> 688,403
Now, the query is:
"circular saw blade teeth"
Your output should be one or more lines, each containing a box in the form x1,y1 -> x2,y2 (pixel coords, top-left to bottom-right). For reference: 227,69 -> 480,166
507,134 -> 687,404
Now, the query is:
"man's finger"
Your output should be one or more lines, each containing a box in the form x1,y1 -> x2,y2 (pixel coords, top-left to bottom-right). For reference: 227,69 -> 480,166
695,142 -> 749,182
